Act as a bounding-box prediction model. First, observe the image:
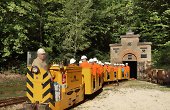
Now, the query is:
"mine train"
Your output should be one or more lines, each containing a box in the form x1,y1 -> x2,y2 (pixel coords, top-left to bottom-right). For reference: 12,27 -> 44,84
24,62 -> 130,110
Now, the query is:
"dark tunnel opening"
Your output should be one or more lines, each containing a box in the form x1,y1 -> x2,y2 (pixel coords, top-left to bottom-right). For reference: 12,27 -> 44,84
123,61 -> 137,79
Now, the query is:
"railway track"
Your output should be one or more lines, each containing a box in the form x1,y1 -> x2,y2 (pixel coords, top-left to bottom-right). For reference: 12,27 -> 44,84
0,96 -> 28,107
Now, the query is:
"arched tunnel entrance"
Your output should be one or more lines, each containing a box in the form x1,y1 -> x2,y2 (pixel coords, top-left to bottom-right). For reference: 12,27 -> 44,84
123,61 -> 137,79
122,53 -> 138,79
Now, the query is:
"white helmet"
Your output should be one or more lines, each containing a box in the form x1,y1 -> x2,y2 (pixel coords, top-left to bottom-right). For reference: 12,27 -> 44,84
79,60 -> 82,64
114,63 -> 116,66
89,58 -> 94,63
37,48 -> 46,54
98,61 -> 102,65
70,58 -> 76,64
93,57 -> 98,62
125,63 -> 128,65
104,62 -> 107,65
81,55 -> 87,60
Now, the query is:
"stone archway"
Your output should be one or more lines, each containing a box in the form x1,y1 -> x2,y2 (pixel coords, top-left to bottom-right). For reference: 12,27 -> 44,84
120,49 -> 140,61
121,51 -> 138,79
122,53 -> 137,61
110,31 -> 152,79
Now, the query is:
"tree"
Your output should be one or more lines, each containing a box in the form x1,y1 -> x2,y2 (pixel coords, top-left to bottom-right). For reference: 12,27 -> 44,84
59,0 -> 93,60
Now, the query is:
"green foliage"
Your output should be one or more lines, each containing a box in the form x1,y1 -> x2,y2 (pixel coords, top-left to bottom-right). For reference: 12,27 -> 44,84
0,0 -> 170,70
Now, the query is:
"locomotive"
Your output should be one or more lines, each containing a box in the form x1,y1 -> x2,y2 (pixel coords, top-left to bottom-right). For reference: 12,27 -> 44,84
24,52 -> 130,110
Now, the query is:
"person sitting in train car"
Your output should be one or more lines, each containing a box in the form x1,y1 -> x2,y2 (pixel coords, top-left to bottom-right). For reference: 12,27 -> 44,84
117,63 -> 122,74
101,62 -> 104,76
97,61 -> 103,76
104,62 -> 108,72
112,63 -> 116,71
121,64 -> 125,77
32,48 -> 54,81
92,57 -> 99,76
88,58 -> 94,74
103,62 -> 108,70
125,63 -> 130,77
115,63 -> 118,71
32,48 -> 48,71
68,58 -> 77,66
79,60 -> 82,66
113,64 -> 117,77
80,55 -> 91,68
108,62 -> 112,73
110,63 -> 115,75
88,58 -> 94,66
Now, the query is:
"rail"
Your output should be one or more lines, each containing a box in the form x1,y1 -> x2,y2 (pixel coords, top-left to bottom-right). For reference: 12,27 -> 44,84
0,96 -> 28,107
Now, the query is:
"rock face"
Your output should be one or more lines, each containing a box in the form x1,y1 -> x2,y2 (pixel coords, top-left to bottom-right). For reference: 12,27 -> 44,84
74,81 -> 170,110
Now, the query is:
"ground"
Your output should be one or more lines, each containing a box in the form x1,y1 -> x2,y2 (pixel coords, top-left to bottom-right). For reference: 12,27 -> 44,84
0,73 -> 26,100
1,77 -> 170,110
73,80 -> 170,110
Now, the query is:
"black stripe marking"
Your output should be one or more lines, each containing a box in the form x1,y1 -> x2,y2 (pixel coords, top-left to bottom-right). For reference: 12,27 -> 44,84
43,79 -> 51,89
27,78 -> 33,88
49,98 -> 55,107
43,88 -> 51,98
26,87 -> 33,98
43,72 -> 48,79
27,68 -> 33,78
44,98 -> 55,107
44,98 -> 50,103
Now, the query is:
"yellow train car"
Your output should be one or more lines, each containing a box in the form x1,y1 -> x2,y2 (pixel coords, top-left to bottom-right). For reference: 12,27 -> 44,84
82,67 -> 102,95
113,68 -> 118,81
25,65 -> 84,110
104,70 -> 115,82
117,66 -> 122,80
103,66 -> 113,82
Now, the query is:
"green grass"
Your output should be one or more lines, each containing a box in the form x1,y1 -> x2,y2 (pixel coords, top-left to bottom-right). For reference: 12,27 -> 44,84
0,77 -> 26,100
120,80 -> 170,91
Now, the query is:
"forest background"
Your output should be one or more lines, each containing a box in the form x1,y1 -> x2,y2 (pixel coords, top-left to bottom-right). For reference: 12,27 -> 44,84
0,0 -> 169,73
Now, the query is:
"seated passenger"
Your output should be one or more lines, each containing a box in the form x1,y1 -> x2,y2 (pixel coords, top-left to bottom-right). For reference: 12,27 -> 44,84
32,48 -> 47,71
68,58 -> 77,66
108,62 -> 111,73
79,60 -> 82,66
125,63 -> 130,77
32,48 -> 54,81
88,58 -> 94,66
92,57 -> 99,76
80,55 -> 90,68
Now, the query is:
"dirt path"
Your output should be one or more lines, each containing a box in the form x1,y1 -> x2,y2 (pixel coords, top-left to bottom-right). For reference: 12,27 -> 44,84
74,80 -> 170,110
1,80 -> 170,110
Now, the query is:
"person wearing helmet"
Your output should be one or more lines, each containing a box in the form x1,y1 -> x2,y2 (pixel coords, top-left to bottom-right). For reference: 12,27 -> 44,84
108,62 -> 111,73
80,55 -> 90,68
125,63 -> 130,78
92,57 -> 99,76
121,64 -> 125,78
79,60 -> 82,66
113,63 -> 117,78
88,58 -> 94,67
32,48 -> 47,71
68,58 -> 77,66
98,61 -> 104,86
32,48 -> 55,82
